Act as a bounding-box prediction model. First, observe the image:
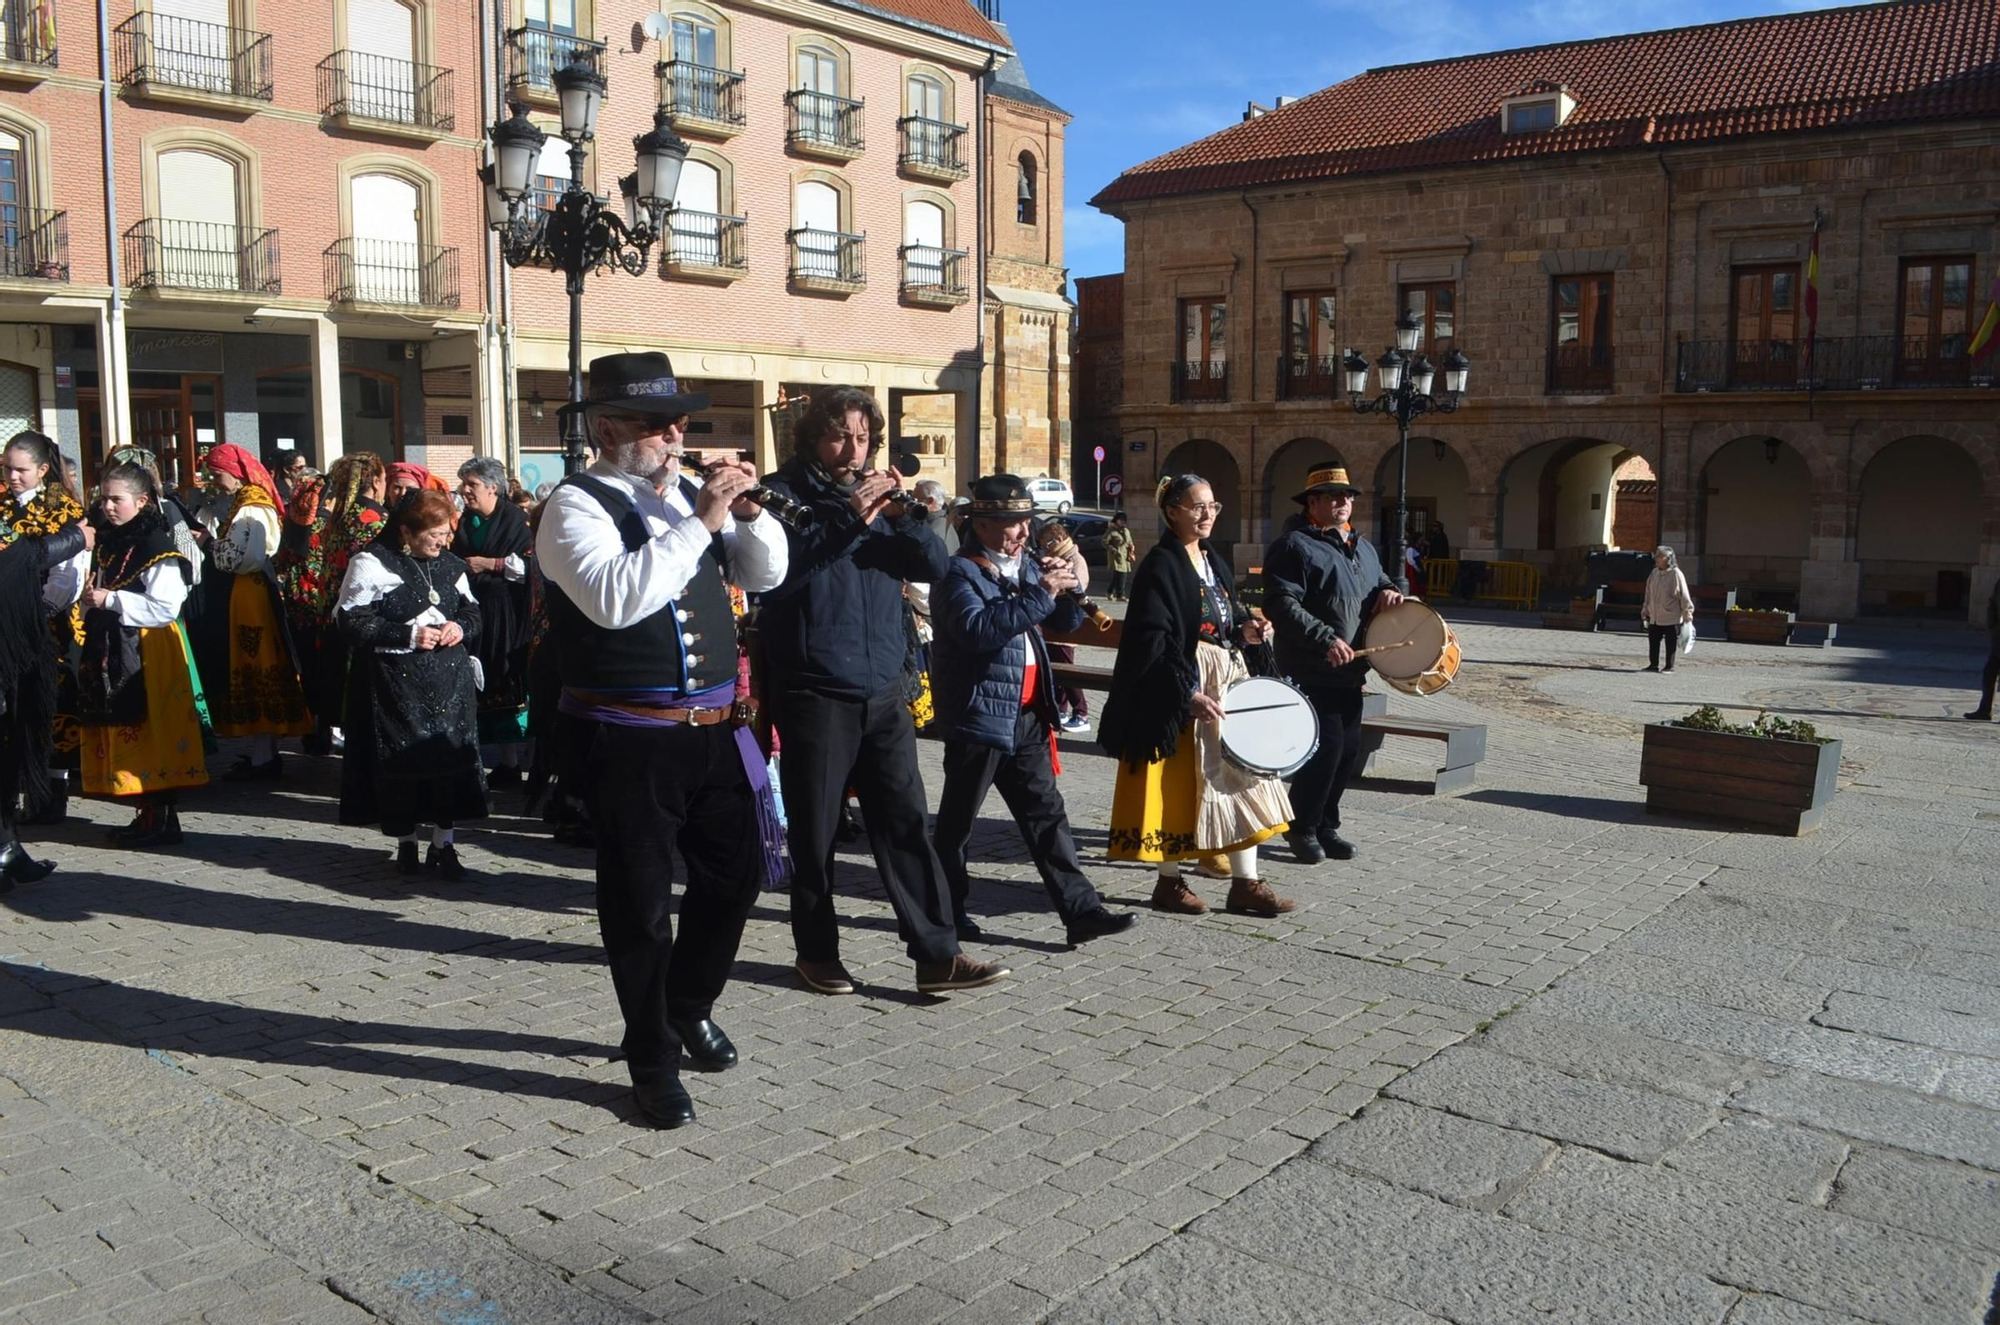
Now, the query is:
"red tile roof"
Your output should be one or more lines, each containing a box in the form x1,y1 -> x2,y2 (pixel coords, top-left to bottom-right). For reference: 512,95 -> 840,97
823,0 -> 1009,49
1093,0 -> 2000,208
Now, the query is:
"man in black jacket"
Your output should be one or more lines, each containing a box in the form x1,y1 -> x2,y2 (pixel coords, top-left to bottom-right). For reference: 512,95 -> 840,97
758,388 -> 1011,997
1262,465 -> 1402,864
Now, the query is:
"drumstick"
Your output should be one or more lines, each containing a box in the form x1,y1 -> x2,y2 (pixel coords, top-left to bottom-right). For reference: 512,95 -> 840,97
1224,703 -> 1302,714
1351,638 -> 1416,658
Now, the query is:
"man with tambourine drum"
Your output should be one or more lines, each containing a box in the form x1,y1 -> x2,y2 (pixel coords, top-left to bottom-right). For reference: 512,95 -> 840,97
1261,465 -> 1403,864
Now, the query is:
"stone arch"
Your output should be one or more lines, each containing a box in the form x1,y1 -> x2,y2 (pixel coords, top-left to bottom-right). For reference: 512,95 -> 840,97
1161,437 -> 1242,562
1698,434 -> 1814,608
1261,436 -> 1343,543
1686,422 -> 1836,494
1494,435 -> 1639,560
1369,436 -> 1470,555
1855,434 -> 1986,616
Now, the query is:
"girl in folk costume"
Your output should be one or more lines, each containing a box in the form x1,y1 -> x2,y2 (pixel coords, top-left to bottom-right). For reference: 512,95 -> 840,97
452,457 -> 534,785
1097,473 -> 1296,919
103,446 -> 216,757
0,432 -> 88,886
336,491 -> 487,881
77,463 -> 209,846
278,453 -> 388,751
204,443 -> 312,777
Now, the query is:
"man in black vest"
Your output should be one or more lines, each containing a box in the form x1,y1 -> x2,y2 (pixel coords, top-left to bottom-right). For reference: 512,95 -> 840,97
535,353 -> 789,1130
758,388 -> 1011,997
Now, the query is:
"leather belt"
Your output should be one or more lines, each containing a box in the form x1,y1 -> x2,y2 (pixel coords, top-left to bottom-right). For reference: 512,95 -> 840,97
567,690 -> 737,725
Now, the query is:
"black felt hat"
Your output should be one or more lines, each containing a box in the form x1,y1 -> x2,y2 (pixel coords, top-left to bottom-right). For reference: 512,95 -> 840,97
560,351 -> 711,421
967,474 -> 1036,516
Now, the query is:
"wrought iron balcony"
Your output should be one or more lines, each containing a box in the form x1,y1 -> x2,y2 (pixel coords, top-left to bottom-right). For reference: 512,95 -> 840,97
897,117 -> 967,181
317,51 -> 453,133
1547,341 -> 1615,393
0,209 -> 67,281
505,26 -> 603,101
1276,353 -> 1342,400
1675,335 -> 1994,392
787,228 -> 864,292
663,209 -> 747,277
0,0 -> 57,69
658,59 -> 745,134
123,218 -> 281,295
324,238 -> 458,308
113,12 -> 271,102
899,244 -> 968,306
1171,360 -> 1228,403
786,89 -> 864,159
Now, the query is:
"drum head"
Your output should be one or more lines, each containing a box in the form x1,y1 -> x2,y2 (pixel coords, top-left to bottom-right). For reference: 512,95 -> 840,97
1220,677 -> 1319,777
1363,601 -> 1449,681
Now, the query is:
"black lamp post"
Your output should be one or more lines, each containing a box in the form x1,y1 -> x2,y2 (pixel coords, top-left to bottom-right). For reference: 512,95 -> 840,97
481,56 -> 691,476
1344,310 -> 1472,594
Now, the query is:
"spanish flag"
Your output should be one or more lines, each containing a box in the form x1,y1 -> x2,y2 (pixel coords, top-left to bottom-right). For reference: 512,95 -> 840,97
1971,276 -> 2000,365
1802,211 -> 1821,376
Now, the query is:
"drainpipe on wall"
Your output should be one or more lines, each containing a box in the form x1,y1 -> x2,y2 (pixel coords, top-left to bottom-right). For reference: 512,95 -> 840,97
486,0 -> 520,472
96,0 -> 130,455
968,51 -> 996,487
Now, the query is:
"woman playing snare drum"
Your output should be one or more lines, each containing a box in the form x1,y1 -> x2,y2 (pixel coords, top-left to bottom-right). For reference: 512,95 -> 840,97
1097,474 -> 1293,917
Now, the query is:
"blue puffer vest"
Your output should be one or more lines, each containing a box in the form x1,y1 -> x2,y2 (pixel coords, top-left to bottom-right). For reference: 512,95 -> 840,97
929,550 -> 1084,752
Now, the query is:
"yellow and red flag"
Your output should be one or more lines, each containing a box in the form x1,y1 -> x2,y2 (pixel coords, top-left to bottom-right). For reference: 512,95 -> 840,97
1971,276 -> 2000,365
1802,211 -> 1821,376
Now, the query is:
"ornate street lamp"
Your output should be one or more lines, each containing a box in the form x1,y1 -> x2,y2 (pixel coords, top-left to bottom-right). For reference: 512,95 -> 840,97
1347,325 -> 1473,594
482,64 -> 690,476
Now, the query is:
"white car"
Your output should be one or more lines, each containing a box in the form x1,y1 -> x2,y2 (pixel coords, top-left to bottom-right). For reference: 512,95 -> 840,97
1027,477 -> 1074,513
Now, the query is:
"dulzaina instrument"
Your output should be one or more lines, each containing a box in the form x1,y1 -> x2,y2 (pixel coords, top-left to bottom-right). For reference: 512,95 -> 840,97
699,458 -> 814,530
1033,521 -> 1113,631
1218,675 -> 1319,777
1359,599 -> 1461,696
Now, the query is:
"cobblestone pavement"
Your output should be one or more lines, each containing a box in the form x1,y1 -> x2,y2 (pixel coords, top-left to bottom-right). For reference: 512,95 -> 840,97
1,620 -> 1995,1322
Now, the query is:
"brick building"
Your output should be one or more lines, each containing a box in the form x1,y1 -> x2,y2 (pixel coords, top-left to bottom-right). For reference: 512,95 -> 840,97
1087,0 -> 2000,623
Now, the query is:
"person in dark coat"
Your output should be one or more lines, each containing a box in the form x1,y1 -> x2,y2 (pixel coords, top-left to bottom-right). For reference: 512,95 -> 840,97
454,455 -> 535,783
756,386 -> 1011,997
929,476 -> 1135,948
336,490 -> 487,881
1262,464 -> 1402,864
1967,574 -> 2000,720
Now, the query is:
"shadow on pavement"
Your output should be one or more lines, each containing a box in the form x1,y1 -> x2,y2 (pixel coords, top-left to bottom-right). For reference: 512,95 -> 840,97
1458,789 -> 1651,823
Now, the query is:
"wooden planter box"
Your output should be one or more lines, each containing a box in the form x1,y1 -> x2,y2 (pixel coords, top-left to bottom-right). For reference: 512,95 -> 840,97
1640,723 -> 1840,836
1725,611 -> 1795,645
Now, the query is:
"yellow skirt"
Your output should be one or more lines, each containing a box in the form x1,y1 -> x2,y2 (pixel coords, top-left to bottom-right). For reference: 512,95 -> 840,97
80,623 -> 211,797
214,573 -> 312,738
1107,722 -> 1285,862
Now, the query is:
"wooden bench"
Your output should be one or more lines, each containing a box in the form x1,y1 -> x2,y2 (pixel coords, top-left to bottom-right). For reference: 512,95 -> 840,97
1595,581 -> 1737,633
1543,591 -> 1601,631
1356,714 -> 1487,795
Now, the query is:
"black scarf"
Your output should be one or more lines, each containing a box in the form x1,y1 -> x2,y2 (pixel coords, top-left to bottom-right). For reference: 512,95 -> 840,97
1096,538 -> 1242,770
450,498 -> 533,695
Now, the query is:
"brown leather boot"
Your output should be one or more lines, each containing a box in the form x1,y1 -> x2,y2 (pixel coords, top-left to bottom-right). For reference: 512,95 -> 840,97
1225,877 -> 1296,918
1151,874 -> 1208,915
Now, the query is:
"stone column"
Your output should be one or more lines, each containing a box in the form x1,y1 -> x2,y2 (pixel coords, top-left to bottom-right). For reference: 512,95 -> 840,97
1798,490 -> 1859,620
94,302 -> 134,455
309,317 -> 344,466
1458,488 -> 1500,558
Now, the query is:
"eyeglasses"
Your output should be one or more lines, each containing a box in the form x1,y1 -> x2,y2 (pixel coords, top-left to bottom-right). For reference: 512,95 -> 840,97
1178,502 -> 1224,515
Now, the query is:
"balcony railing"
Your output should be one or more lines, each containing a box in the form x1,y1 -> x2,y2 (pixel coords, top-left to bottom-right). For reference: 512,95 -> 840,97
1547,341 -> 1615,393
897,116 -> 967,179
665,209 -> 747,273
658,59 -> 744,130
1277,353 -> 1342,400
1171,360 -> 1228,403
505,26 -> 603,99
317,50 -> 453,131
113,12 -> 271,101
1675,335 -> 1994,392
0,208 -> 67,281
324,238 -> 458,308
123,218 -> 280,295
899,244 -> 968,302
1,0 -> 57,68
787,228 -> 864,288
786,89 -> 864,155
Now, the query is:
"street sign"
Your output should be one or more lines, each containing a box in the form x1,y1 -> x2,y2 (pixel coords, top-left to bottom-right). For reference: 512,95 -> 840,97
1129,441 -> 1148,452
1104,475 -> 1124,497
1092,445 -> 1105,462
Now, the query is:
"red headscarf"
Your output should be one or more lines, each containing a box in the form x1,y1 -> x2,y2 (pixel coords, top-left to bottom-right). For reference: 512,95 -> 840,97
388,461 -> 433,492
205,443 -> 281,502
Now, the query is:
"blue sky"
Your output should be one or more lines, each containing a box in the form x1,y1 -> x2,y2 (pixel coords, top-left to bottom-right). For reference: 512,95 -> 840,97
994,0 -> 1838,286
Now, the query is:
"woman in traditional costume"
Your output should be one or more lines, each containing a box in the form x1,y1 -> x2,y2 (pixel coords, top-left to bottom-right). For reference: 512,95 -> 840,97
0,432 -> 86,885
452,456 -> 533,785
336,490 -> 487,881
205,443 -> 312,777
77,462 -> 208,845
281,453 -> 388,752
1097,473 -> 1294,918
106,446 -> 216,758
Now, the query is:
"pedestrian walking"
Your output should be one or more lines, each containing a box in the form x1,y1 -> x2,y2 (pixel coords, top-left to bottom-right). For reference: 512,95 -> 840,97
454,456 -> 535,785
204,443 -> 312,776
1642,545 -> 1694,673
335,490 -> 487,881
1966,573 -> 2000,720
1103,511 -> 1135,600
1097,473 -> 1294,918
76,461 -> 208,846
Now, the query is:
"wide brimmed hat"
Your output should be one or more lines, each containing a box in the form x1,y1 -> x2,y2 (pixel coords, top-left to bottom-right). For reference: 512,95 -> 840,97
559,351 -> 711,421
967,474 -> 1034,516
1293,464 -> 1362,504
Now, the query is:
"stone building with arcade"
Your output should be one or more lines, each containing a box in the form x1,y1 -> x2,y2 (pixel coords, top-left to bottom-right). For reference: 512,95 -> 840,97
1083,0 -> 2000,623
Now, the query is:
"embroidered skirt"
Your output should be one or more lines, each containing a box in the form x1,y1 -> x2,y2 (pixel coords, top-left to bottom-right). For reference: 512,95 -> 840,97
214,573 -> 312,738
80,623 -> 210,797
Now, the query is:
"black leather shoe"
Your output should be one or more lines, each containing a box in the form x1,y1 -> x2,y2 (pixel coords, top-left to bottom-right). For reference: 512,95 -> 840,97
669,1017 -> 738,1071
1316,830 -> 1357,861
1284,830 -> 1325,865
954,916 -> 984,941
1967,709 -> 1994,721
632,1078 -> 695,1129
428,843 -> 468,881
0,841 -> 55,888
396,841 -> 421,874
1066,907 -> 1137,947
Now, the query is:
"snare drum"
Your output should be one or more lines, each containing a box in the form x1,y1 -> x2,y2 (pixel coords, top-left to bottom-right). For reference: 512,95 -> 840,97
1361,600 -> 1461,697
1219,676 -> 1320,777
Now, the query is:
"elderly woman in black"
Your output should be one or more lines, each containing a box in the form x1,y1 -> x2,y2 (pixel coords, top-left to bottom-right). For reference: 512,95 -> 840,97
336,490 -> 487,881
454,455 -> 533,785
1097,473 -> 1293,918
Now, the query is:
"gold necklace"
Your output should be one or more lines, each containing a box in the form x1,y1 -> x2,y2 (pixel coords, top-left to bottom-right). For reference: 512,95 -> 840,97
410,554 -> 442,606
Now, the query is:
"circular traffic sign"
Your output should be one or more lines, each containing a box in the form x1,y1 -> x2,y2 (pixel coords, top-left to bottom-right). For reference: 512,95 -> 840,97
1092,445 -> 1106,462
1103,475 -> 1124,497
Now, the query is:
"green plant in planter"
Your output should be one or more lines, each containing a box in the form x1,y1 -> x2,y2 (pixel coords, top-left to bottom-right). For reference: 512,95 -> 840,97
1727,606 -> 1791,616
1671,705 -> 1828,744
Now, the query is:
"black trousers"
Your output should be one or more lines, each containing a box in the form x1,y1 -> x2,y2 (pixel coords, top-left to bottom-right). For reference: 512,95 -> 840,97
1648,624 -> 1681,670
1107,569 -> 1131,599
1287,684 -> 1365,837
584,720 -> 762,1086
934,705 -> 1102,926
1978,646 -> 2000,711
777,680 -> 958,965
